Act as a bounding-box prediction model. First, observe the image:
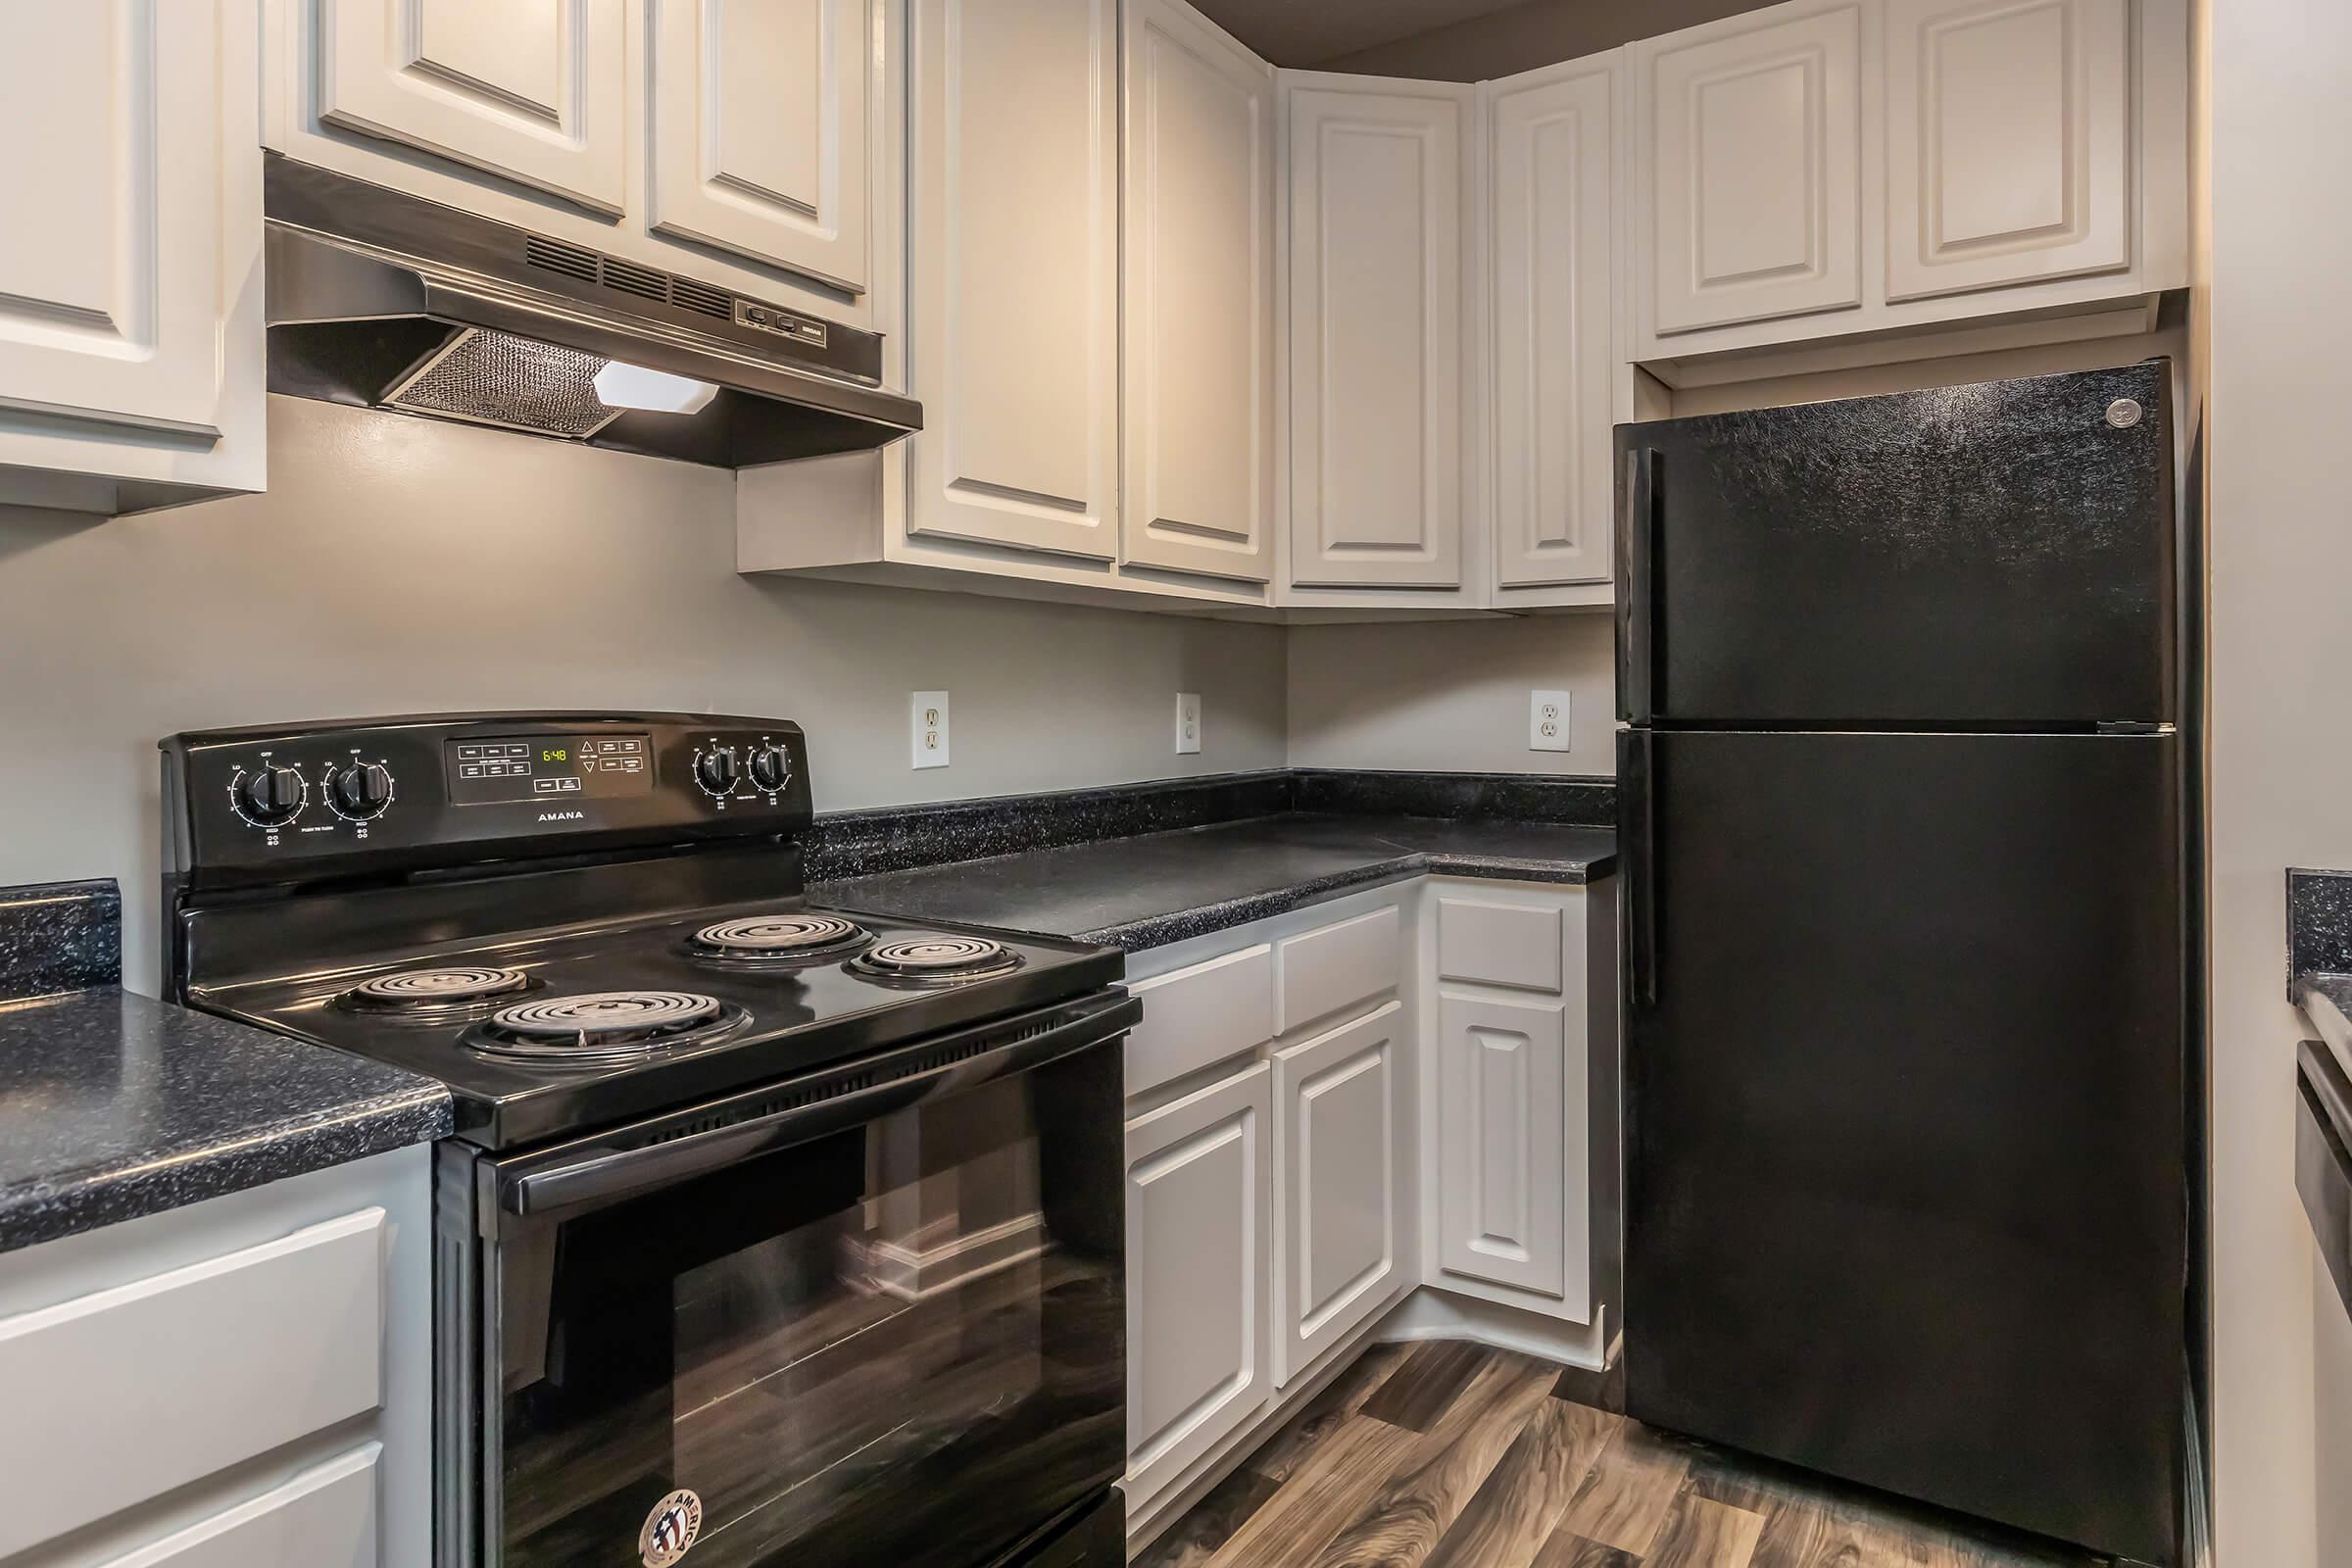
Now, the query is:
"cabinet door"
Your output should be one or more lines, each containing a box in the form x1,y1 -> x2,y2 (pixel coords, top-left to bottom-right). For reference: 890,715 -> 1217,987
1120,0 -> 1275,583
907,0 -> 1119,561
647,0 -> 874,294
1273,1001 -> 1404,1385
1885,0 -> 2130,301
1637,0 -> 1863,336
1489,58 -> 1615,589
0,0 -> 262,493
316,0 -> 626,214
1435,994 -> 1572,1303
1124,1063 -> 1272,1507
1284,80 -> 1469,589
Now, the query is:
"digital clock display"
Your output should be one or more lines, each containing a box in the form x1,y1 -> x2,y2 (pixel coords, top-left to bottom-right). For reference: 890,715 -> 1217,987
443,734 -> 656,807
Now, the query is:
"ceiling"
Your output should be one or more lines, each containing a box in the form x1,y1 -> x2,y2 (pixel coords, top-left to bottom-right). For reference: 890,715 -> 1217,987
1188,0 -> 1535,67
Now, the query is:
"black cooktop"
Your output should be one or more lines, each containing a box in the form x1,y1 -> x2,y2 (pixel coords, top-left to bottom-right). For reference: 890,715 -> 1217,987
188,898 -> 1120,1149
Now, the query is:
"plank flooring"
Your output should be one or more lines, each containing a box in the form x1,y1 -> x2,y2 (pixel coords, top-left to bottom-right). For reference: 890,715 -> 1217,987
1136,1341 -> 2109,1568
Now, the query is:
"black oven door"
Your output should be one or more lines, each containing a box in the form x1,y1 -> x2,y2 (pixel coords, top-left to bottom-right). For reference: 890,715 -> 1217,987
441,993 -> 1135,1568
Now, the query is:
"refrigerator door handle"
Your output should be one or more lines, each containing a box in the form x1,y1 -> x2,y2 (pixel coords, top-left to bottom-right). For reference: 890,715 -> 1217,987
1618,447 -> 1659,724
1622,728 -> 1659,1006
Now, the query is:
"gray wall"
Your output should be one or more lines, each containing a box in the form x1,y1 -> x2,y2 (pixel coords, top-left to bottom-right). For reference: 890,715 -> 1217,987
0,397 -> 1288,989
1313,0 -> 1772,79
2204,0 -> 2352,1559
1286,614 -> 1614,776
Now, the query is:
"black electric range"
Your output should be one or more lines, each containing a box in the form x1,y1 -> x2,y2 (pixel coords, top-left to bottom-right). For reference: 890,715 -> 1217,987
163,712 -> 1132,1568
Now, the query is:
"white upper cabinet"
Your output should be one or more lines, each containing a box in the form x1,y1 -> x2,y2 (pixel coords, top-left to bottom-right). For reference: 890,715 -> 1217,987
1631,0 -> 2185,374
0,0 -> 265,514
1884,0 -> 2130,301
906,0 -> 1120,561
647,0 -> 873,294
1636,0 -> 1867,338
1487,54 -> 1617,591
1282,76 -> 1473,592
1121,0 -> 1276,584
315,0 -> 628,213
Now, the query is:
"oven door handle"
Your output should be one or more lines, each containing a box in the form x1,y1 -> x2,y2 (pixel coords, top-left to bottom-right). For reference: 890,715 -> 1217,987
497,992 -> 1141,1219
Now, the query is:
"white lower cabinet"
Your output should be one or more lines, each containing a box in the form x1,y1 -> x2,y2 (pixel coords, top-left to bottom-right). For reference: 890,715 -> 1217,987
1435,993 -> 1570,1299
1119,877 -> 1614,1543
1124,1061 -> 1273,1506
1273,1001 -> 1406,1385
0,1147 -> 430,1568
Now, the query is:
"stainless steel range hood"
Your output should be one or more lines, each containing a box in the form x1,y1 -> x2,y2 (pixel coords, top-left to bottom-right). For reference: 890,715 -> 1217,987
263,158 -> 920,466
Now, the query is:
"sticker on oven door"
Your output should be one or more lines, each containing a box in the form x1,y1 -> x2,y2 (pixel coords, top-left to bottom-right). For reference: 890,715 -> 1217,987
640,1490 -> 704,1566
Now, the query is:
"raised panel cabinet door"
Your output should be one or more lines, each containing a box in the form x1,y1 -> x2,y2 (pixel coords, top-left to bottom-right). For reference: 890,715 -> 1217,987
907,0 -> 1120,561
1284,80 -> 1470,589
648,0 -> 874,293
1436,993 -> 1575,1305
1886,0 -> 2130,301
1638,0 -> 1864,335
1273,1001 -> 1404,1385
1489,57 -> 1615,589
0,0 -> 255,448
1120,0 -> 1275,583
1123,1062 -> 1272,1507
316,0 -> 626,213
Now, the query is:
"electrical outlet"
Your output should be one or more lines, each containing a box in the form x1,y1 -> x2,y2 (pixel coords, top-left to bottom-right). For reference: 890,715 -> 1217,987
1530,690 -> 1571,753
912,691 -> 950,769
1175,692 -> 1201,755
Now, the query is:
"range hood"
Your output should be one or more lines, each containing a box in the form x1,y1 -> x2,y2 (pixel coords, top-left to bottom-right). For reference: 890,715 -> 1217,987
263,158 -> 920,466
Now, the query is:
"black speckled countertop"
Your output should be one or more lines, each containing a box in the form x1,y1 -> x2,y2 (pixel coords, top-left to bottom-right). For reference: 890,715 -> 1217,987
0,881 -> 451,1256
818,812 -> 1617,952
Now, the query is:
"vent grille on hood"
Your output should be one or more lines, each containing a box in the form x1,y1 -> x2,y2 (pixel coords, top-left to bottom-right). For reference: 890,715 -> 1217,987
522,236 -> 735,322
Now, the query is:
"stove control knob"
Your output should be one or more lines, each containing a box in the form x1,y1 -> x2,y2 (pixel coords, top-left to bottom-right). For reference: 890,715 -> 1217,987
234,763 -> 307,827
748,744 -> 793,794
328,761 -> 395,821
695,746 -> 739,797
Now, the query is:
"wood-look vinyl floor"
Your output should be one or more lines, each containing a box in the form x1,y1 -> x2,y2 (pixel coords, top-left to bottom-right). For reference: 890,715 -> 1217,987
1136,1342 -> 2110,1568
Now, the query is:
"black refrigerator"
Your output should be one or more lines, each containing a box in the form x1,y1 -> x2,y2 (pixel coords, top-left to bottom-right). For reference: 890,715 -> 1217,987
1615,361 -> 2186,1567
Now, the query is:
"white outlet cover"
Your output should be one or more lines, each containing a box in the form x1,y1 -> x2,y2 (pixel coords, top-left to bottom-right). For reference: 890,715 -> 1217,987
1529,689 -> 1571,753
912,690 -> 950,769
1175,692 -> 1201,755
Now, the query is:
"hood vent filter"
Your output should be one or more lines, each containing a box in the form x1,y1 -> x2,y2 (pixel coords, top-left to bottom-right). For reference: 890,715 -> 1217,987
382,328 -> 620,439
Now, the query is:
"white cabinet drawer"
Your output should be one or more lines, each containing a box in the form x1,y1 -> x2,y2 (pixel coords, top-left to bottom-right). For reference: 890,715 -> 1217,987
1437,896 -> 1566,994
96,1445 -> 378,1568
0,1208 -> 386,1560
1276,905 -> 1401,1034
1127,942 -> 1276,1099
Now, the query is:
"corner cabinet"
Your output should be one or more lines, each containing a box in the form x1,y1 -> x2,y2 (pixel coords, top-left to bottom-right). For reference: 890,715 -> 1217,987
1629,0 -> 2186,381
0,0 -> 266,516
1486,54 -> 1621,599
1277,74 -> 1477,605
264,0 -> 904,331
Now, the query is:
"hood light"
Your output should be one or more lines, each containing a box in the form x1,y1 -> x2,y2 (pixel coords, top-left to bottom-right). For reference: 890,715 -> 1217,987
593,361 -> 720,415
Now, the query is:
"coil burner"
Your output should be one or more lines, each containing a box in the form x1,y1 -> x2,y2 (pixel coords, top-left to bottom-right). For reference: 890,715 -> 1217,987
688,914 -> 872,964
846,936 -> 1024,986
468,991 -> 744,1063
339,965 -> 533,1017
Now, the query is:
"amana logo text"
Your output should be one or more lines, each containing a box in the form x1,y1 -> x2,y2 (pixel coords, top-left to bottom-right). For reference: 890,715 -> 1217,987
537,809 -> 587,823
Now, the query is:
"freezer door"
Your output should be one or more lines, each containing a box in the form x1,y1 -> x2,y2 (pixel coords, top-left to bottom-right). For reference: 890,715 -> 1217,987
1620,728 -> 2184,1565
1615,362 -> 2174,726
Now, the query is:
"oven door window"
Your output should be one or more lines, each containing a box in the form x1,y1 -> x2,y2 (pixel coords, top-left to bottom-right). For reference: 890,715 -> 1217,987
488,1044 -> 1123,1568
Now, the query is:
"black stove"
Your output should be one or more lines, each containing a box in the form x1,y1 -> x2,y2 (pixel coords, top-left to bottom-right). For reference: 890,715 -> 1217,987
161,710 -> 1125,1149
161,712 -> 1132,1568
